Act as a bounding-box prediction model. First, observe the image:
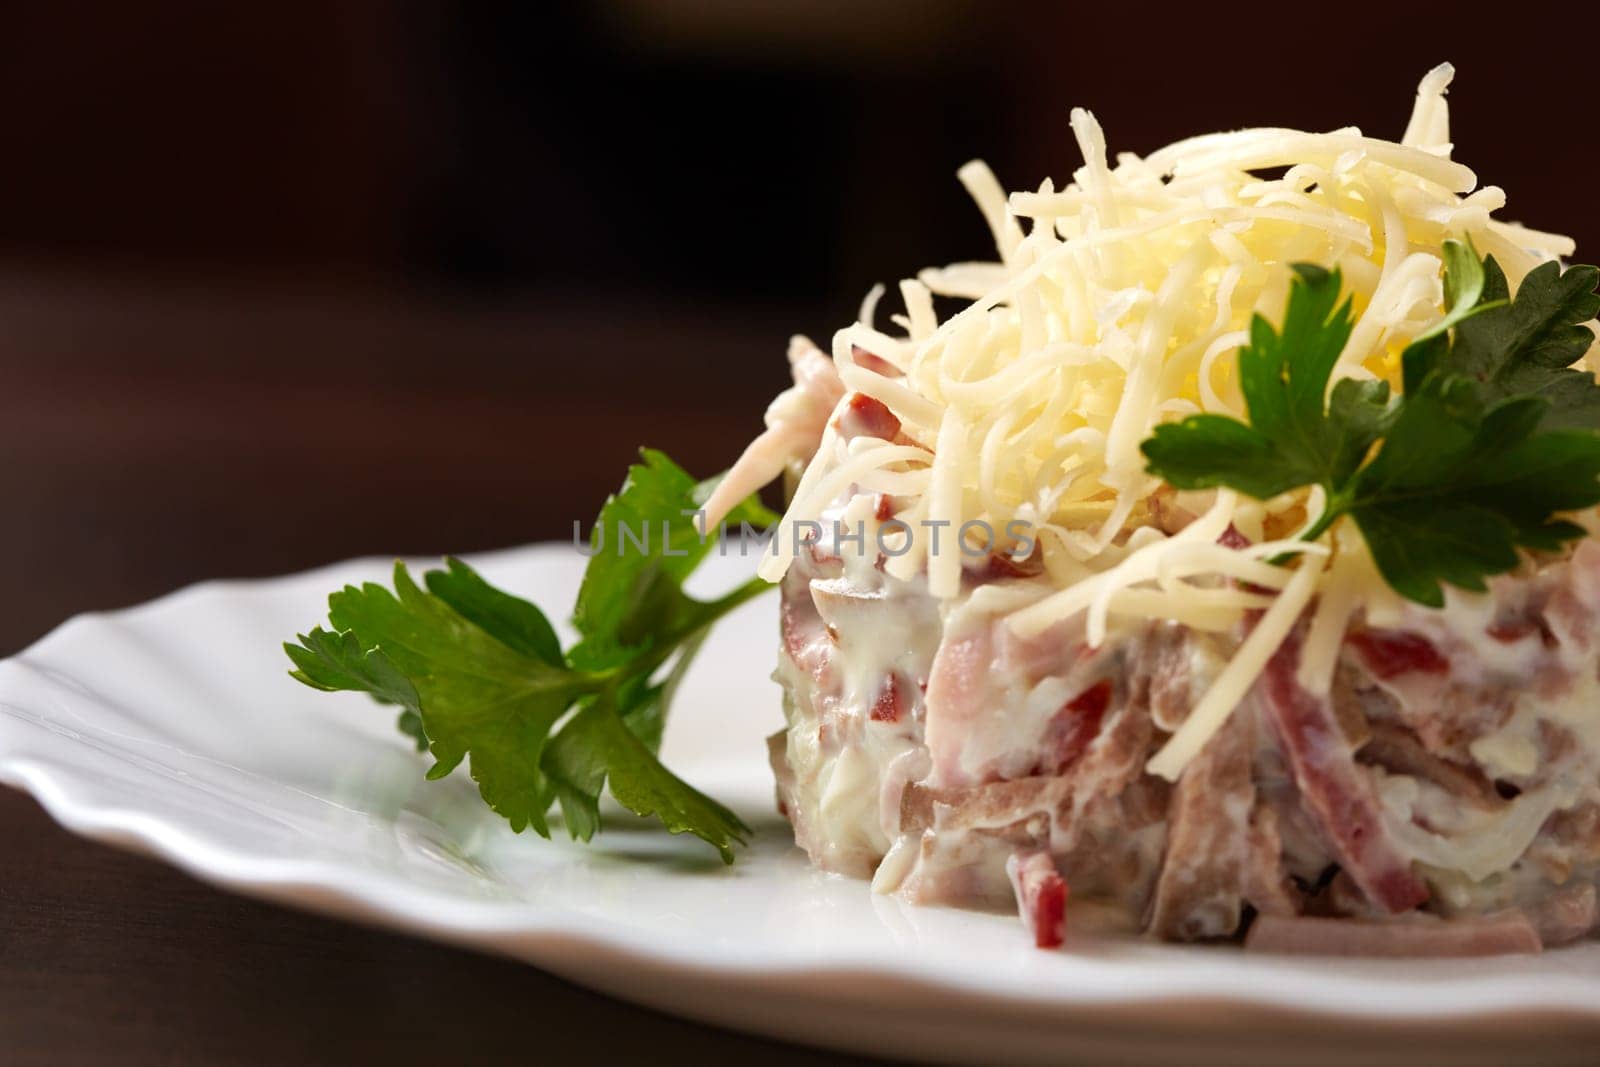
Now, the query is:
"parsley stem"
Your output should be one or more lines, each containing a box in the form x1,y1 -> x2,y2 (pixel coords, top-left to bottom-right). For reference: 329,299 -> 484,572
1296,505 -> 1342,546
1264,501 -> 1343,567
620,576 -> 773,685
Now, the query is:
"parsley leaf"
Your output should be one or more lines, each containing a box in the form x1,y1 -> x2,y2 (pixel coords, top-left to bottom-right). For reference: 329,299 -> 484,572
570,449 -> 776,670
290,561 -> 592,835
285,448 -> 770,861
1142,244 -> 1600,608
425,556 -> 563,665
1427,256 -> 1600,429
544,683 -> 745,862
1139,265 -> 1374,500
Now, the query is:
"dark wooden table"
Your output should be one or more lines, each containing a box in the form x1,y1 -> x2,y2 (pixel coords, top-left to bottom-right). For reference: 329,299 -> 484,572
0,267 -> 893,1065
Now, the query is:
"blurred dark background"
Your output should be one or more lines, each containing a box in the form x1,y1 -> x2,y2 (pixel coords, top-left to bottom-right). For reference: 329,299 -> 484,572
2,5 -> 1599,1063
3,4 -> 1598,655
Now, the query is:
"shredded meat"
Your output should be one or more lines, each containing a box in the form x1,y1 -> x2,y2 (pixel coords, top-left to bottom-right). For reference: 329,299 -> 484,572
1243,805 -> 1300,918
1039,680 -> 1112,774
835,392 -> 902,442
1147,712 -> 1257,939
701,335 -> 843,531
1246,912 -> 1541,957
899,813 -> 1051,906
1357,720 -> 1501,809
1345,628 -> 1450,679
1529,884 -> 1599,947
1007,850 -> 1068,948
1257,628 -> 1429,914
779,565 -> 832,681
849,344 -> 902,378
1059,661 -> 1155,827
901,776 -> 1070,835
771,532 -> 1600,950
1138,622 -> 1196,732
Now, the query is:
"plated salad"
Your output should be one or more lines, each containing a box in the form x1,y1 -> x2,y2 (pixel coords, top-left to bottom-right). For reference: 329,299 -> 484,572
288,65 -> 1600,955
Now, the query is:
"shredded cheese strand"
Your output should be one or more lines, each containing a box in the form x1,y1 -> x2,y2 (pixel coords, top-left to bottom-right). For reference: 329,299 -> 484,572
1146,556 -> 1323,780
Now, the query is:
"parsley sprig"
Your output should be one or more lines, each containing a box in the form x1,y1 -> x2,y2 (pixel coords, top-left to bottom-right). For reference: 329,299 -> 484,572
285,449 -> 777,862
1142,242 -> 1600,606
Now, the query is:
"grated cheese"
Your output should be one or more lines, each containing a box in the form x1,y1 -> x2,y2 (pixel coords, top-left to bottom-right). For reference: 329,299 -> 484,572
748,65 -> 1595,778
1145,555 -> 1323,780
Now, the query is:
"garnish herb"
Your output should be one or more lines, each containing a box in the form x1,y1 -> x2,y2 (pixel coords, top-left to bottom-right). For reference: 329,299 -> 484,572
1142,242 -> 1600,606
286,449 -> 777,862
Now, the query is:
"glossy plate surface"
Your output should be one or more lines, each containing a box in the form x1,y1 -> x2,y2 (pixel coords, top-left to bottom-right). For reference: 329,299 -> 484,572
2,545 -> 1597,1064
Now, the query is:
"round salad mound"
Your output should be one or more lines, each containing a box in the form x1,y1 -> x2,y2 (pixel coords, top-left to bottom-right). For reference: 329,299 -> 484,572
709,64 -> 1600,952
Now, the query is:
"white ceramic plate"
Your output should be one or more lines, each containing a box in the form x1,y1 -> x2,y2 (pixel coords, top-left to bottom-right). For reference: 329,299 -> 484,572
2,545 -> 1598,1065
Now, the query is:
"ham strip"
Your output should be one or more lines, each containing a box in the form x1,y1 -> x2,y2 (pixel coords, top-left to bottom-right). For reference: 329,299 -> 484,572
922,620 -> 995,787
1246,913 -> 1541,957
1148,712 -> 1256,940
1257,629 -> 1429,913
779,567 -> 833,681
1039,680 -> 1112,774
1006,850 -> 1068,948
1243,805 -> 1300,918
835,392 -> 902,442
1358,721 -> 1501,809
850,344 -> 903,378
701,336 -> 844,532
900,775 -> 1070,835
1530,884 -> 1599,947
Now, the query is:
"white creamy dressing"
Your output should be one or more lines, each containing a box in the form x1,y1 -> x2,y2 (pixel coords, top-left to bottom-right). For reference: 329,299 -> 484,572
923,591 -> 1107,789
1378,770 -> 1581,883
1354,546 -> 1600,897
777,532 -> 1600,922
771,508 -> 942,872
